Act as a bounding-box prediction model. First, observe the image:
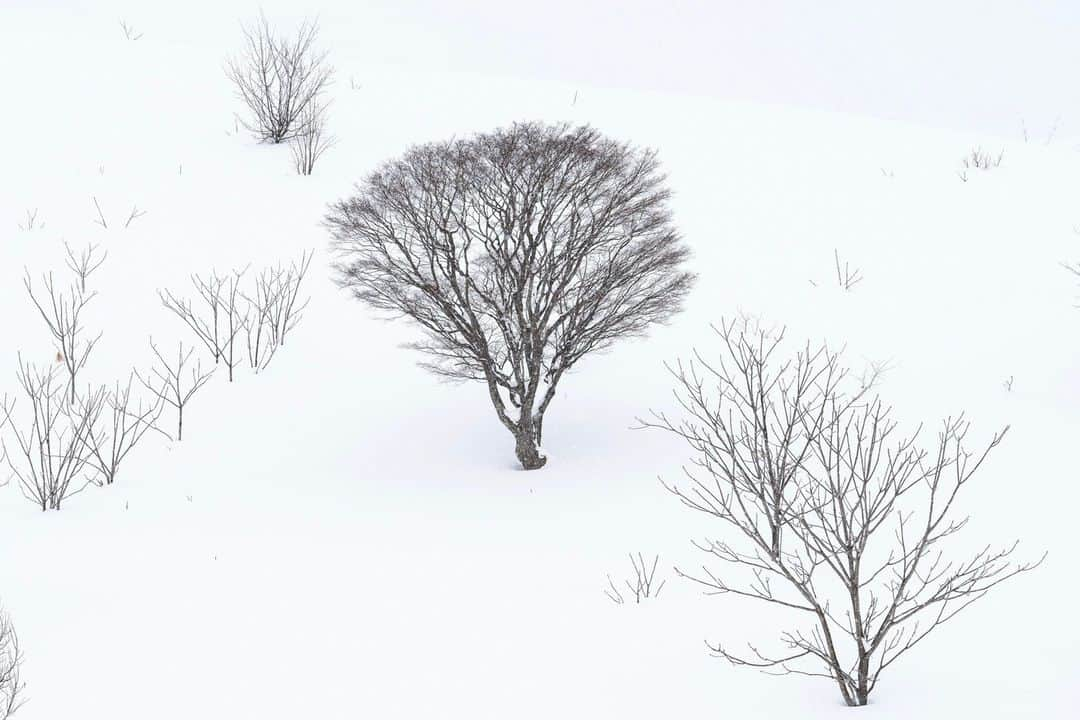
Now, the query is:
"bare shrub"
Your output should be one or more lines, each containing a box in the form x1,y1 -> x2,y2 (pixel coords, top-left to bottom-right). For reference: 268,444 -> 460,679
63,241 -> 107,294
83,374 -> 166,485
135,340 -> 215,441
1,359 -> 104,511
225,12 -> 333,144
604,553 -> 667,605
23,272 -> 101,403
642,318 -> 1042,707
327,122 -> 695,469
290,105 -> 335,175
957,147 -> 1003,181
0,608 -> 24,720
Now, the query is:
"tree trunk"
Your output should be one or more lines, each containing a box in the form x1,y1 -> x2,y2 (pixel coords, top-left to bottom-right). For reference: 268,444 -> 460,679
513,419 -> 547,470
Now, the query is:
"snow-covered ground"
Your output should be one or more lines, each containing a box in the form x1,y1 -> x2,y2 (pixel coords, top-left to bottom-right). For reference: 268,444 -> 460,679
1,3 -> 1078,718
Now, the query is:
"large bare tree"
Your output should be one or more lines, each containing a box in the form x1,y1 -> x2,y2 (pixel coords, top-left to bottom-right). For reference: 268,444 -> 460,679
642,318 -> 1042,706
327,122 -> 694,469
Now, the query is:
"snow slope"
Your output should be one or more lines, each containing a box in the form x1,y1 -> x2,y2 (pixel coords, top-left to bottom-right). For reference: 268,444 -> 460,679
1,3 -> 1078,718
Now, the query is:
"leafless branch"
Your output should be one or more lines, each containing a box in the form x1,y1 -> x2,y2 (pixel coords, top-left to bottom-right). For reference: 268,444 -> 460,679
63,241 -> 107,294
833,249 -> 863,290
91,196 -> 107,228
124,206 -> 147,229
16,209 -> 40,232
119,19 -> 144,41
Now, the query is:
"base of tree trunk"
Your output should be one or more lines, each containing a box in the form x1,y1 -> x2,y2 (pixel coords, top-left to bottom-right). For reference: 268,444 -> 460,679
514,431 -> 547,470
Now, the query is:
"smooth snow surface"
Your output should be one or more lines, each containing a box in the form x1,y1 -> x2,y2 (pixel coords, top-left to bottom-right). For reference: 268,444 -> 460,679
0,3 -> 1077,718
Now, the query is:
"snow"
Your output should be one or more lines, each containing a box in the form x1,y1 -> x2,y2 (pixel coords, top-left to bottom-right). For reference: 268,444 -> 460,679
1,2 -> 1078,718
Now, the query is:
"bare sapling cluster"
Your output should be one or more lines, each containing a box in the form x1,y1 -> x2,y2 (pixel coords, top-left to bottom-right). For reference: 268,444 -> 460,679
242,251 -> 312,370
136,340 -> 214,441
23,272 -> 101,403
226,12 -> 333,144
63,241 -> 107,294
604,553 -> 667,605
1,359 -> 103,511
327,122 -> 695,469
0,608 -> 24,720
82,374 -> 166,485
290,104 -> 335,175
160,270 -> 245,381
642,318 -> 1042,707
833,249 -> 862,290
161,251 -> 311,379
957,147 -> 1003,181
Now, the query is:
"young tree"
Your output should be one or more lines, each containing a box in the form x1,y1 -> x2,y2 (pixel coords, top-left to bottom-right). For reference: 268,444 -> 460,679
23,272 -> 101,403
135,340 -> 215,441
0,608 -> 24,720
225,11 -> 332,144
83,374 -> 166,485
327,122 -> 694,469
643,319 -> 1042,706
290,103 -> 335,175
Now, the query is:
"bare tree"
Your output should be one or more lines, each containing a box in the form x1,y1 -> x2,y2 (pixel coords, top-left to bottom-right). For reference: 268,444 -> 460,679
1,359 -> 104,511
63,241 -> 107,294
290,104 -> 335,175
0,608 -> 24,720
82,374 -> 166,485
327,122 -> 695,469
225,11 -> 333,144
642,319 -> 1042,706
23,272 -> 101,403
604,553 -> 667,605
135,340 -> 215,441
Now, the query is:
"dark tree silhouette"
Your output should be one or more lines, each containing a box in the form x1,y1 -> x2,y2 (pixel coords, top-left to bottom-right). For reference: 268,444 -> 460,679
327,122 -> 694,469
